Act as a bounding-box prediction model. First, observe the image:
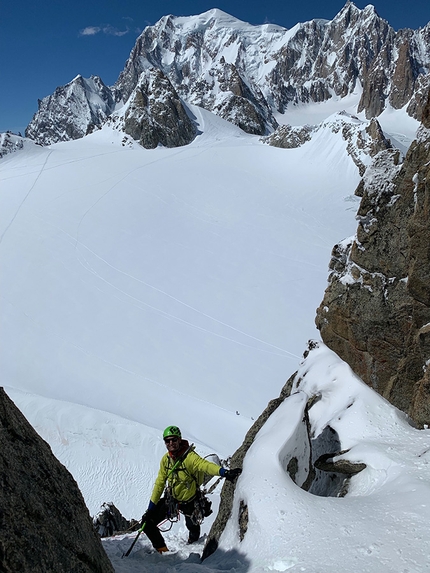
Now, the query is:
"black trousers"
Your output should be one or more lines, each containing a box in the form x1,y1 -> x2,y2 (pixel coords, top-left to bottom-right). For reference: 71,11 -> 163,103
144,496 -> 200,550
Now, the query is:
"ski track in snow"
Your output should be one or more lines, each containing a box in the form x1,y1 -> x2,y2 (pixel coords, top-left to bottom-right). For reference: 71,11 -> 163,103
0,150 -> 52,244
74,240 -> 299,359
0,115 -> 362,430
64,121 -> 297,360
14,130 -> 302,361
1,280 -> 238,420
73,145 -> 193,244
21,205 -> 294,359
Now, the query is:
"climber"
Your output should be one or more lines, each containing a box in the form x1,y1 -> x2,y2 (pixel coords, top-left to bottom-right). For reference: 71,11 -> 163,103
142,425 -> 241,553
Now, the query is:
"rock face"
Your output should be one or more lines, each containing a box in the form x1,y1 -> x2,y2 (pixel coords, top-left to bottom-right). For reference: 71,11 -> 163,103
25,3 -> 430,146
0,388 -> 114,573
113,9 -> 280,136
121,68 -> 195,148
26,75 -> 115,146
316,93 -> 430,427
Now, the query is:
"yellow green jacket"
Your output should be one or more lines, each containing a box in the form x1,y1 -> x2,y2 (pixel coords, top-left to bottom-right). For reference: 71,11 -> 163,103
150,443 -> 222,504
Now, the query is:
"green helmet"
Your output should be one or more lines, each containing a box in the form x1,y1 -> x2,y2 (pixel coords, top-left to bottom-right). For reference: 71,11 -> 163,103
163,425 -> 181,439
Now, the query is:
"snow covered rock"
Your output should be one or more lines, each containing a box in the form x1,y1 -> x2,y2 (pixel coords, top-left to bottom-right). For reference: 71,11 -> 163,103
196,341 -> 430,571
261,124 -> 315,148
202,361 -> 366,559
316,92 -> 430,427
0,132 -> 25,158
264,112 -> 393,178
26,75 -> 115,145
93,502 -> 138,537
113,9 -> 280,135
0,388 -> 114,573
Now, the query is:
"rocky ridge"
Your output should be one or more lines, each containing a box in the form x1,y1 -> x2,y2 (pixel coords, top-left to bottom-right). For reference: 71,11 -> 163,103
315,92 -> 430,427
24,3 -> 430,147
262,111 -> 394,175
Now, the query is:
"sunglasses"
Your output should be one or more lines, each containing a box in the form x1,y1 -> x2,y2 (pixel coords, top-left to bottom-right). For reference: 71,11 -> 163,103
164,437 -> 179,444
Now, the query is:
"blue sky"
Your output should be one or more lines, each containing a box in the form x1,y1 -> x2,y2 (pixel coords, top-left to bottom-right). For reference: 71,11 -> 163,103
1,0 -> 429,134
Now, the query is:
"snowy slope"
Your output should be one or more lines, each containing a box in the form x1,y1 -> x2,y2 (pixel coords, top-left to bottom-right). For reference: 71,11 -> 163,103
0,106 -> 361,426
2,102 -> 430,572
8,343 -> 430,573
5,384 -> 227,518
0,104 -> 361,512
217,342 -> 430,573
70,342 -> 430,573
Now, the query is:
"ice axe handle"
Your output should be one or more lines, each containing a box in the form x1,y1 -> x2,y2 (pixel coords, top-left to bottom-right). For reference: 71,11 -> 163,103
121,520 -> 146,558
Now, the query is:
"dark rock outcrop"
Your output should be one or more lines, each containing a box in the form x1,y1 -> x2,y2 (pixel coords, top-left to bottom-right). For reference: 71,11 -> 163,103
0,388 -> 114,573
316,92 -> 430,426
314,451 -> 367,475
122,68 -> 196,148
212,60 -> 274,135
93,502 -> 138,537
262,124 -> 314,148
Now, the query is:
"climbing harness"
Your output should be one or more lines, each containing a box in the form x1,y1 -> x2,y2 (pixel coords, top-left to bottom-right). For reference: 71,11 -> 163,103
164,486 -> 179,522
190,488 -> 213,525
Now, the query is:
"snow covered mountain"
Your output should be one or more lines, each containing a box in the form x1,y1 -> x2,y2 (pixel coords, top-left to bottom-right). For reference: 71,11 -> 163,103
26,75 -> 114,144
25,3 -> 430,146
2,5 -> 430,573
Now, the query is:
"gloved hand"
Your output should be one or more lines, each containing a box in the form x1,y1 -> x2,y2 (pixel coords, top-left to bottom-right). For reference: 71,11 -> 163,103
222,468 -> 242,482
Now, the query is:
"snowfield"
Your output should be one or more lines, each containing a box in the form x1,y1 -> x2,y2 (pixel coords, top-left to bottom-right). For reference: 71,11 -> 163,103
1,103 -> 361,454
2,103 -> 429,572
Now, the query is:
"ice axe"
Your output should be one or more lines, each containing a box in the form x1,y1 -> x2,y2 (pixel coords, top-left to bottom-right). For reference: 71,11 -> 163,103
121,517 -> 147,558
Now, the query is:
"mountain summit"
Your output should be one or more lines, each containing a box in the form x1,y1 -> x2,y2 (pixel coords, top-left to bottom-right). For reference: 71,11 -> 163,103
25,3 -> 430,146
